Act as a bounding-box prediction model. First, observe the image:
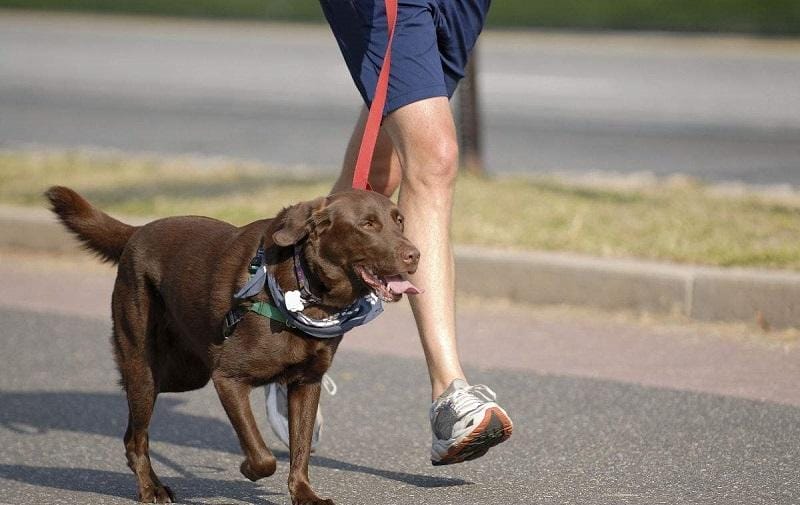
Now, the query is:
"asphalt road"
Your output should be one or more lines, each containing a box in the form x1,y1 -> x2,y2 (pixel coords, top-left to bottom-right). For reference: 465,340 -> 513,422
1,12 -> 800,184
1,253 -> 800,504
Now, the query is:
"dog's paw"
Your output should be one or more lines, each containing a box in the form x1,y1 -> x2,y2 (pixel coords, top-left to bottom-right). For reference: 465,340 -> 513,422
240,457 -> 277,481
137,484 -> 174,503
292,496 -> 334,505
290,483 -> 334,505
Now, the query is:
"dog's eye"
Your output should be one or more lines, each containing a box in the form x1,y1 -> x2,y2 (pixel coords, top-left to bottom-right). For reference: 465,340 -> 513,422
361,215 -> 382,231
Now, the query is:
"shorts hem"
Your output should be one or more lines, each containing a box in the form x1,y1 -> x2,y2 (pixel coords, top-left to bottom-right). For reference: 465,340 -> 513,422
383,84 -> 449,116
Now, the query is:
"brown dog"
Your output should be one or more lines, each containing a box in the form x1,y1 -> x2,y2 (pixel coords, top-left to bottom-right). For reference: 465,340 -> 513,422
46,186 -> 420,504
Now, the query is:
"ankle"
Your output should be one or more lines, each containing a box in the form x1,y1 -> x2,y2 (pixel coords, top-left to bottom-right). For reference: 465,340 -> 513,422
431,375 -> 466,401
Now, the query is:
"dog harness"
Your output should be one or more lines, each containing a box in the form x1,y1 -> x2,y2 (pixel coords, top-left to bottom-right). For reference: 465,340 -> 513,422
222,244 -> 384,340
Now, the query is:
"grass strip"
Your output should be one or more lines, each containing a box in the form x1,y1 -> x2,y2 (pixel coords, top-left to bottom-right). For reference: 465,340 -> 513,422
1,1 -> 799,34
1,149 -> 799,270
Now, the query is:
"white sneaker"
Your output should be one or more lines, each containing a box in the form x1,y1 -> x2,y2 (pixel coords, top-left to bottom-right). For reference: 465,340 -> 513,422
264,375 -> 336,452
429,378 -> 513,465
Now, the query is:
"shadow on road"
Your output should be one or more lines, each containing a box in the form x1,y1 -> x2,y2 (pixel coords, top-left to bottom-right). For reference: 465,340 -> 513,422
0,463 -> 283,504
0,390 -> 469,491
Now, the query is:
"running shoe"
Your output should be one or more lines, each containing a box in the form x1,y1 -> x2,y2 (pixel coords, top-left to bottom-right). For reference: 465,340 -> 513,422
429,378 -> 513,465
265,374 -> 336,451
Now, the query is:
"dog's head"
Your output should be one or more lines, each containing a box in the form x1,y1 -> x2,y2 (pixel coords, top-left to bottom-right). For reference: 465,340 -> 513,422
272,190 -> 421,307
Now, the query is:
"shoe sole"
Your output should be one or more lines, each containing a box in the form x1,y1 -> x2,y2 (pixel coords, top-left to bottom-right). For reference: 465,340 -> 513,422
431,407 -> 513,466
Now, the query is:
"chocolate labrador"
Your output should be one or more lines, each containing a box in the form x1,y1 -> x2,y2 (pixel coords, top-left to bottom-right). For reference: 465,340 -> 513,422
46,186 -> 420,504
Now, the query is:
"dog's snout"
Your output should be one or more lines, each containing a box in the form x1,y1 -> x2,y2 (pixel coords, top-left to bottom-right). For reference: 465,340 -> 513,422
401,246 -> 420,269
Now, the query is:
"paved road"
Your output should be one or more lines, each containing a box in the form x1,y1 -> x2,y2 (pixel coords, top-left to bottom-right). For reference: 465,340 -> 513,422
1,252 -> 800,504
1,12 -> 800,184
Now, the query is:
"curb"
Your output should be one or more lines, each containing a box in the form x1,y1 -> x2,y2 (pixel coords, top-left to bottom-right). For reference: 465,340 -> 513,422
455,246 -> 800,329
3,204 -> 798,329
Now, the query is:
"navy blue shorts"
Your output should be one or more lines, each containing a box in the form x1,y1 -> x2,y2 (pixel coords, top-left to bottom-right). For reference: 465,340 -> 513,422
320,0 -> 491,115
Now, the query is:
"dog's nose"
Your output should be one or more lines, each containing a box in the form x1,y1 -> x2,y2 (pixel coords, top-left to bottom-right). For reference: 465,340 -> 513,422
402,246 -> 420,268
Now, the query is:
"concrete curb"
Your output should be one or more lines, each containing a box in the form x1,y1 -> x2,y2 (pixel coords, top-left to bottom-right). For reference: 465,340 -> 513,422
455,246 -> 800,329
3,204 -> 798,329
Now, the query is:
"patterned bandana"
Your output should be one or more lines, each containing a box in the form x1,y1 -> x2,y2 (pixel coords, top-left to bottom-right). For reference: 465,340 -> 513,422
265,269 -> 384,338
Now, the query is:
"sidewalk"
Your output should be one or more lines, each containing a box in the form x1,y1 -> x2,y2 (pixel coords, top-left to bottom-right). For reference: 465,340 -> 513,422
2,248 -> 799,408
2,203 -> 799,329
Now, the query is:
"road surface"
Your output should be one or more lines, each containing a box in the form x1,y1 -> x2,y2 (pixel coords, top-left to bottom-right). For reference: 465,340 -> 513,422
1,251 -> 799,504
1,12 -> 800,184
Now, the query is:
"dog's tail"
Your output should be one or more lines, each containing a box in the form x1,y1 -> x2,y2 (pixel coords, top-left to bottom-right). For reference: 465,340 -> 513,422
45,186 -> 138,264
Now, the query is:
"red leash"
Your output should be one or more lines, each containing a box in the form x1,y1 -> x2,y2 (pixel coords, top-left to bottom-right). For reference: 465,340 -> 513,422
351,0 -> 398,191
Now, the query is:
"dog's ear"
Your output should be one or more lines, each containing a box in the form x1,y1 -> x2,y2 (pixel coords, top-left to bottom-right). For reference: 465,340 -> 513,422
272,197 -> 329,246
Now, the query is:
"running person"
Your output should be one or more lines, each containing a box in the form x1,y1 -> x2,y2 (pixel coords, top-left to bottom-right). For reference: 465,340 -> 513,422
266,0 -> 513,465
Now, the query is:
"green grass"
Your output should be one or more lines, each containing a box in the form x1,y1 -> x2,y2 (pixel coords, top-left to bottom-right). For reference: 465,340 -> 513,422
1,0 -> 799,34
2,149 -> 800,270
485,0 -> 800,34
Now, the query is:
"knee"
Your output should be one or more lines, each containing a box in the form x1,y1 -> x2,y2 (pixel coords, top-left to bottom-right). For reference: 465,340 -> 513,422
403,137 -> 459,192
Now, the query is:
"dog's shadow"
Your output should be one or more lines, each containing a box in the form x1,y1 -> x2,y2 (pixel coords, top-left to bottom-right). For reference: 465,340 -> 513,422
0,390 -> 468,501
0,463 -> 284,505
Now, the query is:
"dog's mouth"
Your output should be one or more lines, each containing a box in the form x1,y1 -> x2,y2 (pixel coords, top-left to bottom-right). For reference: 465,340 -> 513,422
354,265 -> 422,303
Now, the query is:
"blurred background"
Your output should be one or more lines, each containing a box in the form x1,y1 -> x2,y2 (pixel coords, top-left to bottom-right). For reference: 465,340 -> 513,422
1,0 -> 799,182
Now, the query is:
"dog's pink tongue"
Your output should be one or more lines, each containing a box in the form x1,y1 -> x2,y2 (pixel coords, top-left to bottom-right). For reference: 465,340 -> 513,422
385,275 -> 423,295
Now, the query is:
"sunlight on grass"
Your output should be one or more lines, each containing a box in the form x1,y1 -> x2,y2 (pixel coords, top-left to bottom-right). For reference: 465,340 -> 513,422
2,149 -> 799,270
454,174 -> 800,269
0,150 -> 331,223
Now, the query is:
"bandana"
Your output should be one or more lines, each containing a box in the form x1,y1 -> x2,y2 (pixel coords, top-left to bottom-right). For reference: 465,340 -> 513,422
266,269 -> 383,338
230,247 -> 384,339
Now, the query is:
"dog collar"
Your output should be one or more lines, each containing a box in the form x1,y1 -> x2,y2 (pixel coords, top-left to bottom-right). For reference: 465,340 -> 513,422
292,243 -> 323,306
223,245 -> 384,340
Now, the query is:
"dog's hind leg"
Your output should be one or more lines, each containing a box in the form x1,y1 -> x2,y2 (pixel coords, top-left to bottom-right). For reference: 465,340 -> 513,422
122,387 -> 174,503
113,277 -> 174,503
212,373 -> 277,481
123,409 -> 173,503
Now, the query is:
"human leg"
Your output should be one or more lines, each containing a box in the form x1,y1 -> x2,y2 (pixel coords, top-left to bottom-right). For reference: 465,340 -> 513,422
319,0 -> 511,464
381,96 -> 465,399
331,107 -> 402,197
351,96 -> 513,464
333,97 -> 466,398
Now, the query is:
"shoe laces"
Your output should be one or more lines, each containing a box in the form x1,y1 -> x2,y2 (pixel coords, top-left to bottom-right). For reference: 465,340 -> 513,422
445,383 -> 497,413
322,373 -> 337,396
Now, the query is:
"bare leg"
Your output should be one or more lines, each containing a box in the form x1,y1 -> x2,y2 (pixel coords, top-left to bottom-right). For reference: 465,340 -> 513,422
333,99 -> 465,399
331,108 -> 402,198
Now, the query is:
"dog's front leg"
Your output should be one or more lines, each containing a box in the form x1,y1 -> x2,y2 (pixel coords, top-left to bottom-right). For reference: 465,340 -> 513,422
287,380 -> 333,505
212,373 -> 277,481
